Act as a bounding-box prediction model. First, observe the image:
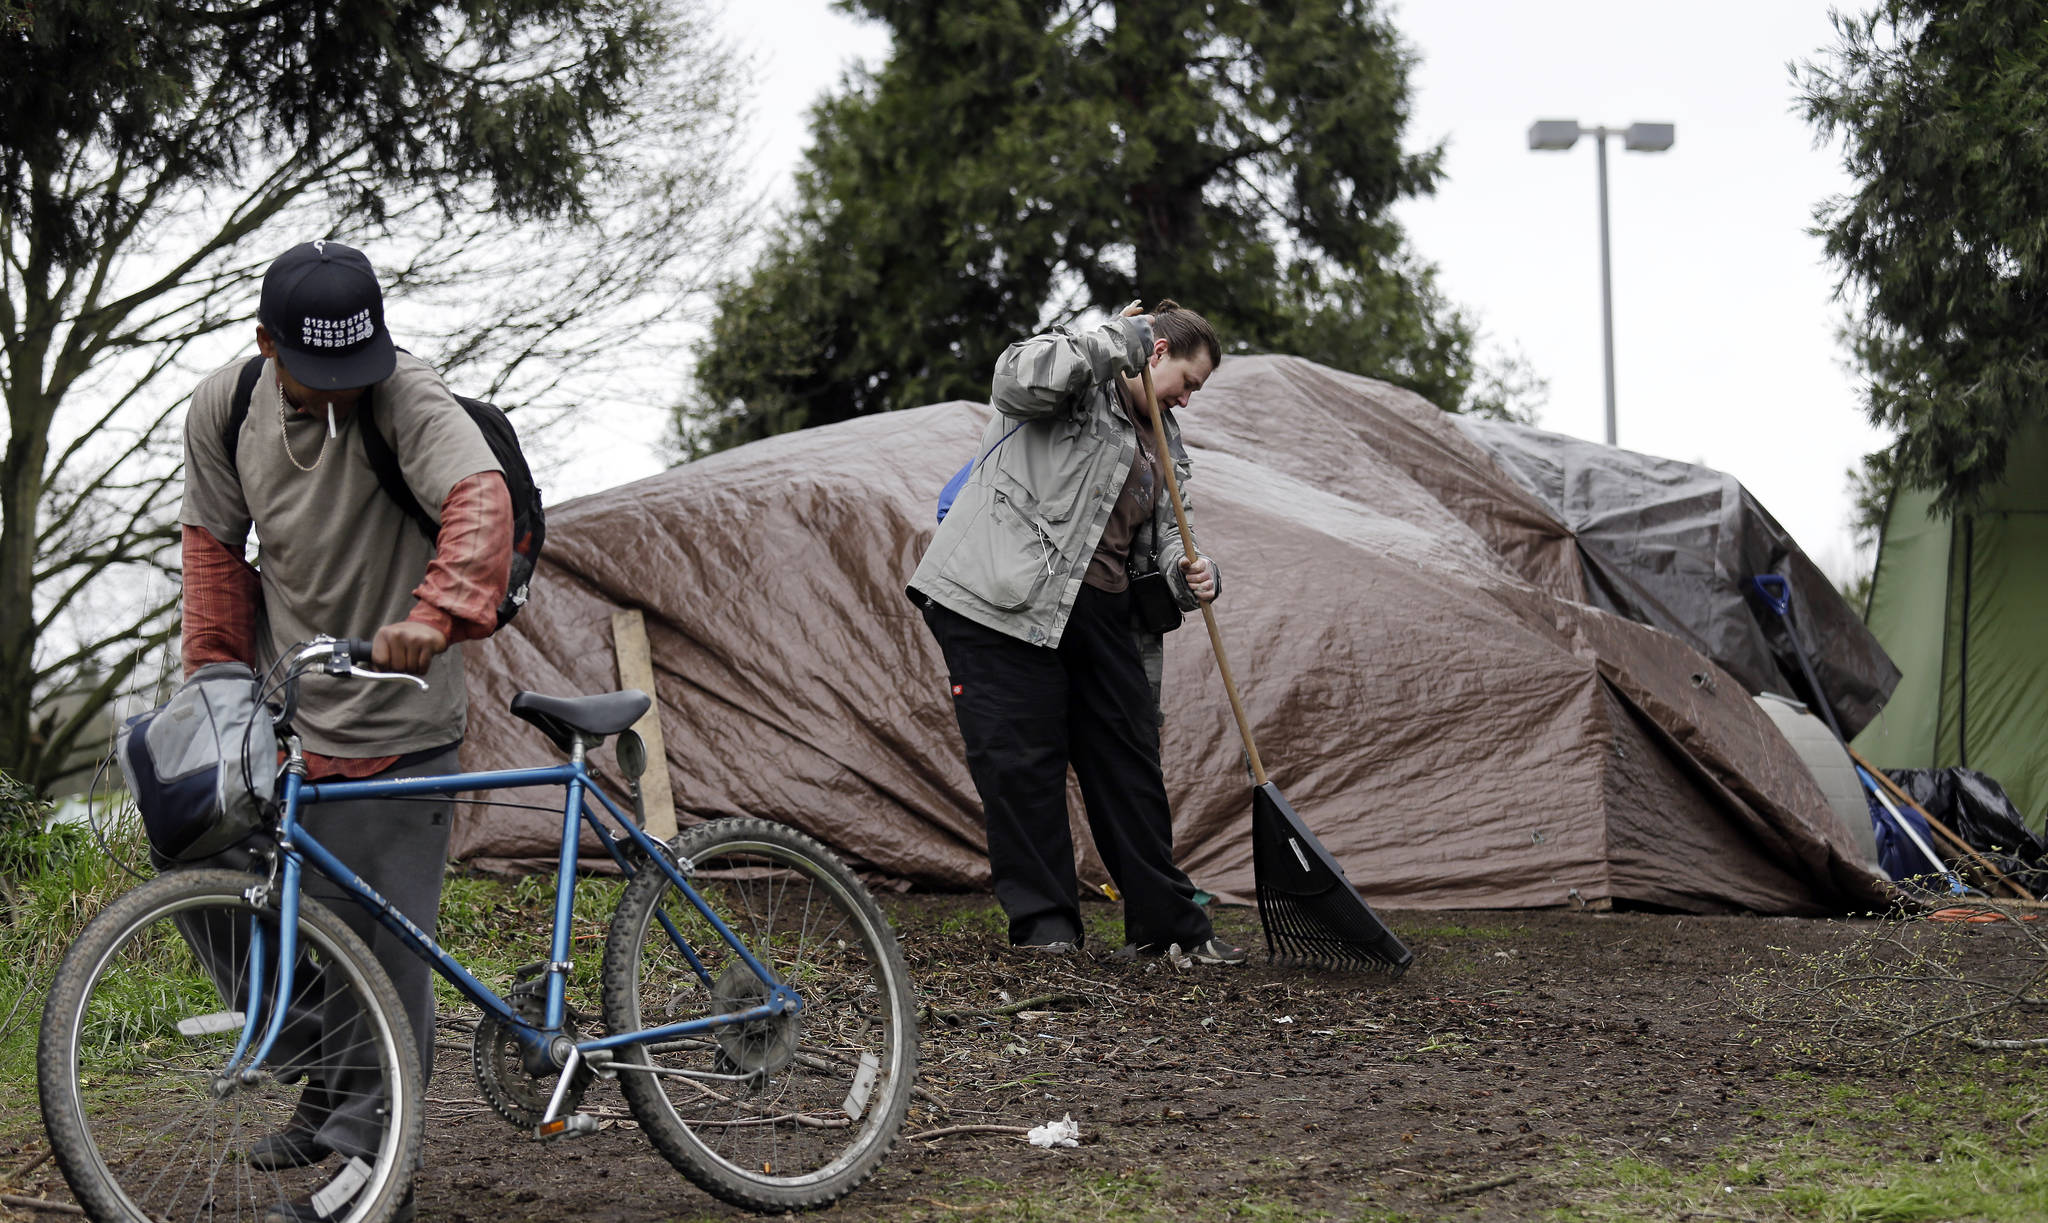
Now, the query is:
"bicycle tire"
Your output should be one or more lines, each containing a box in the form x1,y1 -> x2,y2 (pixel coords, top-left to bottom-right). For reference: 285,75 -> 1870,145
601,819 -> 919,1212
38,869 -> 423,1223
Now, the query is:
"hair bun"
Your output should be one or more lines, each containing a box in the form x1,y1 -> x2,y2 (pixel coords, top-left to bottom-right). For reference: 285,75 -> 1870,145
1154,299 -> 1181,313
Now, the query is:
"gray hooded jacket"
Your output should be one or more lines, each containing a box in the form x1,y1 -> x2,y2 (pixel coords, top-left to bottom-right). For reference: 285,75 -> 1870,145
908,316 -> 1214,654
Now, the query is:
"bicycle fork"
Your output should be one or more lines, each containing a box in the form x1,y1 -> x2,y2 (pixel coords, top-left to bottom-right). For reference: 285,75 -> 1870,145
211,751 -> 317,1093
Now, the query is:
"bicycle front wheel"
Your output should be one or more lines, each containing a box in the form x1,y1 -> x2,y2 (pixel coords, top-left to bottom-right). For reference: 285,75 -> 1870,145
38,869 -> 423,1223
601,818 -> 919,1212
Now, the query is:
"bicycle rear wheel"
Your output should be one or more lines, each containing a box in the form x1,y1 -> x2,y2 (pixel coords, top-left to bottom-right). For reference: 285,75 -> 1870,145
38,869 -> 422,1223
601,819 -> 918,1212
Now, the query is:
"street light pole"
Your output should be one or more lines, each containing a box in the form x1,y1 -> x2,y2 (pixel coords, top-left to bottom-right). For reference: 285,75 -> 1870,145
1527,119 -> 1674,448
1594,129 -> 1616,449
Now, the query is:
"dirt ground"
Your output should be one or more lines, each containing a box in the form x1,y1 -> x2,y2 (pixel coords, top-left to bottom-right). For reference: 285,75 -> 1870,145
4,894 -> 2037,1222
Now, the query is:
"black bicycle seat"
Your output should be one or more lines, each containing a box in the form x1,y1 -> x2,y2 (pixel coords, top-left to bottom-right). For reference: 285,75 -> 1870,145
510,690 -> 652,751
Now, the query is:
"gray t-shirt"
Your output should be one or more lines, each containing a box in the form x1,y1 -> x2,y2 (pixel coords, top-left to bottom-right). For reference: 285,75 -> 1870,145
181,352 -> 502,758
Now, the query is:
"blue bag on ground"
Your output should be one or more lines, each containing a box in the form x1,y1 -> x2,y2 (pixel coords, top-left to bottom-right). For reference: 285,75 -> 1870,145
1867,790 -> 1939,882
116,662 -> 276,861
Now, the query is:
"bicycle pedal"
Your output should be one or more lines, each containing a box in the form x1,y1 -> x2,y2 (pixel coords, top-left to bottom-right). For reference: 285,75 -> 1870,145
534,1113 -> 601,1140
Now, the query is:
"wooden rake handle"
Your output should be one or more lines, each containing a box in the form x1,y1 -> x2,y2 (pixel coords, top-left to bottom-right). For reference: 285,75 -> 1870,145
1140,362 -> 1269,786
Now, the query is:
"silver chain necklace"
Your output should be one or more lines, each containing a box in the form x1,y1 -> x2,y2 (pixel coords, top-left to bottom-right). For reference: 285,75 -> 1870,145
275,373 -> 328,472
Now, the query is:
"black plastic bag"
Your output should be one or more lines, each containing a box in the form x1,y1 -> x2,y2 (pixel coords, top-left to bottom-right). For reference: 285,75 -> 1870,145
1886,767 -> 2048,893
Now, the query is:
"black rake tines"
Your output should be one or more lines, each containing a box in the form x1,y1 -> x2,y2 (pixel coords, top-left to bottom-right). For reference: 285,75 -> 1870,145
1251,783 -> 1413,976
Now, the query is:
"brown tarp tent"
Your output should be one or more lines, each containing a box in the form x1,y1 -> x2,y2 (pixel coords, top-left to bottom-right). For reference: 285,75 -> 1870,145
455,355 -> 1887,914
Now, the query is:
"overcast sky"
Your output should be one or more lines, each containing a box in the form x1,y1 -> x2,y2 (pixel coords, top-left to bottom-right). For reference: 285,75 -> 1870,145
683,0 -> 1884,581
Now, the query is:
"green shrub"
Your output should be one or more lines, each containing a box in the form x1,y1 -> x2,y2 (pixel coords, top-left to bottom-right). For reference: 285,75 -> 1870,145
0,773 -> 149,1086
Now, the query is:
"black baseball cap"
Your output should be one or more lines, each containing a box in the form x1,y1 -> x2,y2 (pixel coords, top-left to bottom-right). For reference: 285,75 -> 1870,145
258,240 -> 397,390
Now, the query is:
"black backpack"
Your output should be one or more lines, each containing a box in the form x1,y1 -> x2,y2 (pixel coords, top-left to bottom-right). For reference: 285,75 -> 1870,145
224,355 -> 544,629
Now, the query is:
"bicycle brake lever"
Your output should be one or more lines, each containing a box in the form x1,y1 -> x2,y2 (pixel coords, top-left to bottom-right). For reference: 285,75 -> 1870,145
343,665 -> 429,690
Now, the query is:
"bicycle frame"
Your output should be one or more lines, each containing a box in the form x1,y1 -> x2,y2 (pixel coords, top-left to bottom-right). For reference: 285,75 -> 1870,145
223,736 -> 800,1110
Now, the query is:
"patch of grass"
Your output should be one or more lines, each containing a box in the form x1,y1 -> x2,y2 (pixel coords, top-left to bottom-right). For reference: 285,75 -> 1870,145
434,869 -> 628,1014
1547,1071 -> 2048,1222
1606,1156 -> 1676,1190
1,801 -> 147,1088
1082,906 -> 1126,949
890,1169 -> 1335,1222
0,784 -> 149,1146
1400,922 -> 1525,941
935,903 -> 1005,940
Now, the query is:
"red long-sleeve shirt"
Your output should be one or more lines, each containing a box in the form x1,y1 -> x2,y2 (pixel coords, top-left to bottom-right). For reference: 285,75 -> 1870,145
181,470 -> 513,778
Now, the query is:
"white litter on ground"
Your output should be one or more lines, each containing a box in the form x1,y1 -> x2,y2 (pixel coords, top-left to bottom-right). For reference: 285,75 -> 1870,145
1026,1114 -> 1081,1148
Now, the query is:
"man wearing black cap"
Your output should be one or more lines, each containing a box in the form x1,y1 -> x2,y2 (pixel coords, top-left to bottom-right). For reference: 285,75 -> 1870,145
179,239 -> 513,1222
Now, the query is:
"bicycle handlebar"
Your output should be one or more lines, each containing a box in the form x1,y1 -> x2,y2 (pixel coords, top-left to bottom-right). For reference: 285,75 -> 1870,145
283,636 -> 429,692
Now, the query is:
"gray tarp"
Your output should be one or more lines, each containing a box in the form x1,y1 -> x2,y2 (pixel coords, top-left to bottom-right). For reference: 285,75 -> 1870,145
1454,418 -> 1901,739
453,355 -> 1888,914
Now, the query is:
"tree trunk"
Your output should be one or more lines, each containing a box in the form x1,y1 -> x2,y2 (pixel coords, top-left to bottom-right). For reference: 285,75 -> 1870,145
1,336 -> 53,785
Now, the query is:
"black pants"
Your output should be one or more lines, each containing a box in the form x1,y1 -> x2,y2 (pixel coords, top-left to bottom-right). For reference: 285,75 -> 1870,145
923,586 -> 1212,950
171,748 -> 456,1157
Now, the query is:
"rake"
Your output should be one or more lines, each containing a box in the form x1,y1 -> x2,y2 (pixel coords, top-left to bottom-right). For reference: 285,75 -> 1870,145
1141,363 -> 1413,975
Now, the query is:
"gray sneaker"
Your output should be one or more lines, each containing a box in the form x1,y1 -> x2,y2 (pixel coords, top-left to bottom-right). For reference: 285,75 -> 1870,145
1186,937 -> 1248,965
1015,940 -> 1078,956
1111,937 -> 1248,965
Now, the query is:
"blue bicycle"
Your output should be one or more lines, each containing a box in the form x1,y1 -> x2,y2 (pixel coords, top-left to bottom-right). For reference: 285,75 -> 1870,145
38,637 -> 920,1221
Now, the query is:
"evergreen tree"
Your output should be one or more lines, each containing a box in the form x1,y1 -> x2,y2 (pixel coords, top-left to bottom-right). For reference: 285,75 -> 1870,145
1801,1 -> 2048,514
686,0 -> 1517,453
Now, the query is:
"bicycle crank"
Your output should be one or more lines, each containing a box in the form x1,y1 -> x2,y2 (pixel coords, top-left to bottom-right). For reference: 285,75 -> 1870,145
472,986 -> 594,1129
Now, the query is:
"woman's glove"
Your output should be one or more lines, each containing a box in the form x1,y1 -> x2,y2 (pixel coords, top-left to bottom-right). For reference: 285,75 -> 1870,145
1120,299 -> 1153,370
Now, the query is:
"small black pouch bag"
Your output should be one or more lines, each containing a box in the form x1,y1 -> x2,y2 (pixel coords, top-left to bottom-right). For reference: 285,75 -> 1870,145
1126,442 -> 1183,634
1129,570 -> 1184,634
1128,525 -> 1185,636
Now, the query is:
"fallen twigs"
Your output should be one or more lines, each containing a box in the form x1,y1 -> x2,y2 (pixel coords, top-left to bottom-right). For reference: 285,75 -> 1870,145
928,993 -> 1087,1024
0,981 -> 36,1044
1733,905 -> 2048,1068
1959,1035 -> 2048,1050
0,1148 -> 51,1192
0,1193 -> 83,1216
911,1195 -> 1013,1213
1434,1170 -> 1526,1201
907,1123 -> 1032,1142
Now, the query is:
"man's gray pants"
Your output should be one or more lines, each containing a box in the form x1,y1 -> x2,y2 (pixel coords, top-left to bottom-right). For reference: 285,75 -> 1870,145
169,748 -> 456,1159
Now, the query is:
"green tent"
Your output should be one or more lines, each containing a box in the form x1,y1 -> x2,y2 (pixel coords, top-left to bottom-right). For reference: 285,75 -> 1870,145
1853,422 -> 2048,829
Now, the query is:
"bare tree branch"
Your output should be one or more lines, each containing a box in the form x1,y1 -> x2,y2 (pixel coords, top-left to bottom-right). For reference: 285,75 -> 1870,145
3,0 -> 750,791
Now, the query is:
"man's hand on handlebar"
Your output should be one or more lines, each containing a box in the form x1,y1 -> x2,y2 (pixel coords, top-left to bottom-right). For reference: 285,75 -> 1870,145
372,622 -> 449,676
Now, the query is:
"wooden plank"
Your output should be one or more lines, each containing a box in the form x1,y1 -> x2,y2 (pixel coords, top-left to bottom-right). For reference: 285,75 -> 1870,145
611,609 -> 676,840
